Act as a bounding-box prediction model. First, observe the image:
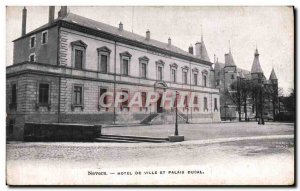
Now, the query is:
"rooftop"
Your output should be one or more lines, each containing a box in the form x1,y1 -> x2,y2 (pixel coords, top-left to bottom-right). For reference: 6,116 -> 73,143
14,11 -> 212,65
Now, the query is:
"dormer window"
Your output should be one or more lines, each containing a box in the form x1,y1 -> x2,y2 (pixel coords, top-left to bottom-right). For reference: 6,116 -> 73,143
97,46 -> 111,73
71,40 -> 87,70
30,35 -> 36,48
41,31 -> 48,45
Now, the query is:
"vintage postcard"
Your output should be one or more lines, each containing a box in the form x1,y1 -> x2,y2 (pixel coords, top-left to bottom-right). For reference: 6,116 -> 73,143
6,6 -> 295,185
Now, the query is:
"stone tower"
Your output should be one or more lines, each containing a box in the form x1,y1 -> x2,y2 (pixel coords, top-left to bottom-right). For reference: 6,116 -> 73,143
224,49 -> 237,90
251,48 -> 264,84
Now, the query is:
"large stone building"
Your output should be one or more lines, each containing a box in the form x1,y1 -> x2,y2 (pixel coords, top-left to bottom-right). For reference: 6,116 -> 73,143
6,7 -> 221,140
214,47 -> 279,120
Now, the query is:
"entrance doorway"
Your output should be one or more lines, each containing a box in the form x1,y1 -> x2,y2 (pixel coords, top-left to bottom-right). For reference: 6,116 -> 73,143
157,93 -> 163,113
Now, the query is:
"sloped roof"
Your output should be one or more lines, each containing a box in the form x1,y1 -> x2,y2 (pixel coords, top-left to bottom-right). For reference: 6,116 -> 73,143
251,48 -> 264,74
196,39 -> 210,62
225,51 -> 236,67
269,68 -> 278,80
16,12 -> 210,64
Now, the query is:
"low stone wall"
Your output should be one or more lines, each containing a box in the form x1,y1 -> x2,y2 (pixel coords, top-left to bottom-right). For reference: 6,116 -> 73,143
24,123 -> 102,142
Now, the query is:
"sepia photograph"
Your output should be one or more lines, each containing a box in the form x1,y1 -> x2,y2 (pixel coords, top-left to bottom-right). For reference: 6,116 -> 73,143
5,5 -> 295,186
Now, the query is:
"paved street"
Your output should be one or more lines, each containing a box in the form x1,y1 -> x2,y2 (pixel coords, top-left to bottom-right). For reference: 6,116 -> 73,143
6,122 -> 294,185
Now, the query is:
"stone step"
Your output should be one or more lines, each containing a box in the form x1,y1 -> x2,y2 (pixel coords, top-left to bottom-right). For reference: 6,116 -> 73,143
100,134 -> 169,141
94,138 -> 140,143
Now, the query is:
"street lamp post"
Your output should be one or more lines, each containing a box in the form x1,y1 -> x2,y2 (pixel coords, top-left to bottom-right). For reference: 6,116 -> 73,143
168,91 -> 184,142
175,91 -> 178,136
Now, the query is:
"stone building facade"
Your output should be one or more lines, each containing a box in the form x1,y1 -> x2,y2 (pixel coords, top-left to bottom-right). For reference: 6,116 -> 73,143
6,7 -> 221,140
213,47 -> 279,120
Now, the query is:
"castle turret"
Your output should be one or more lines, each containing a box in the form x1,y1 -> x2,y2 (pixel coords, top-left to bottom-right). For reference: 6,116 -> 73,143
224,45 -> 237,89
195,34 -> 210,62
269,68 -> 278,84
251,48 -> 264,84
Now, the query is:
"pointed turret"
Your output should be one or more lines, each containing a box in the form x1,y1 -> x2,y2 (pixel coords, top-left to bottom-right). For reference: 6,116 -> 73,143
225,50 -> 236,67
195,33 -> 210,62
251,48 -> 264,74
269,68 -> 278,80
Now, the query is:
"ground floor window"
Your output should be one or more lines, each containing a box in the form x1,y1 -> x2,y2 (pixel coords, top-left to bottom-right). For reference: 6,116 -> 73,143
121,90 -> 129,110
204,97 -> 208,111
214,98 -> 218,111
39,83 -> 49,105
73,85 -> 83,106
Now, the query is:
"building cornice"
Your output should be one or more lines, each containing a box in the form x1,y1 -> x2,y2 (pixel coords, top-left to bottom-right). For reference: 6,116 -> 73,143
6,62 -> 220,94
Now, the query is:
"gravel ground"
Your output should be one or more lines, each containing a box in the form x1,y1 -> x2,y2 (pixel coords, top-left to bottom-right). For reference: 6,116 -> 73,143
6,122 -> 295,185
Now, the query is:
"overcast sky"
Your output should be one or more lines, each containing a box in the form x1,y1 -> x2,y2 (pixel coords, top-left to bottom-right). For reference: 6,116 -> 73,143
6,6 -> 294,94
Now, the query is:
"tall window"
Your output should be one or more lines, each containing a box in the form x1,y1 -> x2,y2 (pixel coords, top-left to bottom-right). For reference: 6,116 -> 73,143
121,90 -> 129,109
214,98 -> 218,111
30,36 -> 35,48
100,54 -> 108,73
11,84 -> 17,106
202,70 -> 208,87
71,40 -> 87,70
171,69 -> 176,83
156,60 -> 165,81
231,74 -> 235,79
193,73 -> 198,85
97,46 -> 111,73
100,88 -> 108,105
141,92 -> 147,108
158,66 -> 163,81
141,63 -> 147,78
139,56 -> 149,79
183,71 -> 188,84
41,31 -> 48,44
204,97 -> 208,111
122,59 -> 129,75
39,83 -> 49,105
183,95 -> 187,108
193,96 -> 198,105
73,86 -> 83,105
193,96 -> 198,111
120,51 -> 132,76
75,49 -> 83,69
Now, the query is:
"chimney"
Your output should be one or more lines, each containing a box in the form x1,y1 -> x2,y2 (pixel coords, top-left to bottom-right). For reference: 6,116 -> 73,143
195,42 -> 201,57
59,6 -> 68,18
146,30 -> 150,40
119,22 -> 123,31
188,45 -> 193,55
21,7 -> 27,36
49,6 -> 55,24
168,37 -> 171,46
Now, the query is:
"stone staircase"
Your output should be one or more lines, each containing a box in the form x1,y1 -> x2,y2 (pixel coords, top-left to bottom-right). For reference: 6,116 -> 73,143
140,113 -> 159,124
140,111 -> 188,125
94,134 -> 169,143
